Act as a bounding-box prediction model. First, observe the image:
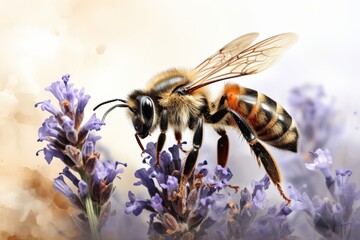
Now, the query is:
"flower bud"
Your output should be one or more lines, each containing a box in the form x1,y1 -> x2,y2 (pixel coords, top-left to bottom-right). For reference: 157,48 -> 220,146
162,213 -> 178,232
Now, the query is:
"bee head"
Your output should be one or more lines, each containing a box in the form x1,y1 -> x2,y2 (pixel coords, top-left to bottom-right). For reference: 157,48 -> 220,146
93,93 -> 154,139
131,95 -> 155,139
93,91 -> 156,140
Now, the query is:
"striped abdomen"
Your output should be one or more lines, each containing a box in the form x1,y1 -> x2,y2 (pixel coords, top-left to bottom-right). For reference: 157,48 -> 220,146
224,83 -> 298,152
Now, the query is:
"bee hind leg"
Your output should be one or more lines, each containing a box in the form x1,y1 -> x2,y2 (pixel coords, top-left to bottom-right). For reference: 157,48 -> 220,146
177,118 -> 203,199
229,109 -> 291,205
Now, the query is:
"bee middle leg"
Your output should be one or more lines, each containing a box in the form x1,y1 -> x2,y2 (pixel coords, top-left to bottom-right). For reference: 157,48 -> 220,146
215,128 -> 229,167
155,109 -> 168,166
175,130 -> 188,153
177,118 -> 203,199
206,107 -> 231,167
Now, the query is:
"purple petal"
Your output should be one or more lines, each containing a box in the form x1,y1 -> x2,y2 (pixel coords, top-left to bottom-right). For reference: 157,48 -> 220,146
76,88 -> 91,113
43,145 -> 66,164
38,116 -> 61,141
215,165 -> 233,182
35,99 -> 61,116
125,191 -> 149,216
143,142 -> 156,165
62,166 -> 80,187
46,81 -> 65,102
160,175 -> 178,199
82,141 -> 95,159
197,196 -> 215,216
54,175 -> 75,198
61,115 -> 77,143
134,168 -> 159,197
62,74 -> 70,83
195,160 -> 208,177
150,193 -> 163,214
53,175 -> 84,211
82,113 -> 105,131
86,134 -> 102,147
93,160 -> 124,186
78,180 -> 88,198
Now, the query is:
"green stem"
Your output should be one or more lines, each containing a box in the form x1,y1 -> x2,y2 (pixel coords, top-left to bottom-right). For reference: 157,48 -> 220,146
85,194 -> 101,240
80,170 -> 100,240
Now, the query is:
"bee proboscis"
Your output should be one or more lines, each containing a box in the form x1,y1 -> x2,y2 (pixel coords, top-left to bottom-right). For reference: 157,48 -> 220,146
94,32 -> 299,204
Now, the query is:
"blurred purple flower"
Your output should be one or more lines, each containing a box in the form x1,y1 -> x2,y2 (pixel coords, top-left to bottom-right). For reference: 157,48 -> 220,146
288,84 -> 340,156
306,148 -> 333,178
205,165 -> 233,191
285,85 -> 341,201
289,148 -> 360,239
225,175 -> 299,240
288,184 -> 314,216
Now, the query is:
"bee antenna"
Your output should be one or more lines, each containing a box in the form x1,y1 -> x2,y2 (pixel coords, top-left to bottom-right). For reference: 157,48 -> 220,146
101,104 -> 132,122
93,98 -> 127,111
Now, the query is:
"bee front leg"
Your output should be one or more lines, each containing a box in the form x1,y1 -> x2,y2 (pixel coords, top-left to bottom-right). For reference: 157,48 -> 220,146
155,109 -> 168,166
177,118 -> 203,199
229,109 -> 291,205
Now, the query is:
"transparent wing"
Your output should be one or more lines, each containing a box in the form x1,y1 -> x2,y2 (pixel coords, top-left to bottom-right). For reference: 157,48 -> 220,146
194,32 -> 259,81
185,33 -> 298,92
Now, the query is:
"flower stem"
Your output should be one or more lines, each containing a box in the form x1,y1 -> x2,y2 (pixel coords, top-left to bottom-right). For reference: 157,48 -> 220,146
85,194 -> 101,240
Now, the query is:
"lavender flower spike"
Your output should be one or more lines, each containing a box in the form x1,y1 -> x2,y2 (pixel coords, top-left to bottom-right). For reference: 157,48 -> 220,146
126,142 -> 234,239
36,75 -> 125,239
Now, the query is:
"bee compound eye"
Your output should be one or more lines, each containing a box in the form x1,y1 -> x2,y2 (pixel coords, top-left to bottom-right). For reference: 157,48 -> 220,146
140,96 -> 154,127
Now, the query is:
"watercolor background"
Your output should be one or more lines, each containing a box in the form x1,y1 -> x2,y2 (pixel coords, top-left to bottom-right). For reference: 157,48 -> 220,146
1,0 -> 360,239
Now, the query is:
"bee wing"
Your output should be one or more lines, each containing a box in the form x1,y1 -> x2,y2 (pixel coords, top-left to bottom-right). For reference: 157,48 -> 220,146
185,33 -> 298,92
194,32 -> 260,80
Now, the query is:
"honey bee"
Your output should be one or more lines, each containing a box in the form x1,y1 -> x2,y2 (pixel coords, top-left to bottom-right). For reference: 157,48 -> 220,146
94,33 -> 298,204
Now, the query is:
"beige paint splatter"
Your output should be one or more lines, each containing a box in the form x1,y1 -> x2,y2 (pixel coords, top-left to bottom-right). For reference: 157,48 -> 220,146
0,167 -> 79,239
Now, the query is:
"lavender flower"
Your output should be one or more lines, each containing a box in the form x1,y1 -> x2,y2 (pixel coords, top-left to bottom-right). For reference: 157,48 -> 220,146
306,149 -> 333,175
285,85 -> 341,198
125,142 -> 303,240
306,148 -> 335,190
125,142 -> 233,239
224,175 -> 299,240
288,148 -> 360,240
36,75 -> 125,239
288,84 -> 340,155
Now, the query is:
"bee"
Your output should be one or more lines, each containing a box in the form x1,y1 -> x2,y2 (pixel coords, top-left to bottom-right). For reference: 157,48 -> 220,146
94,33 -> 298,204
